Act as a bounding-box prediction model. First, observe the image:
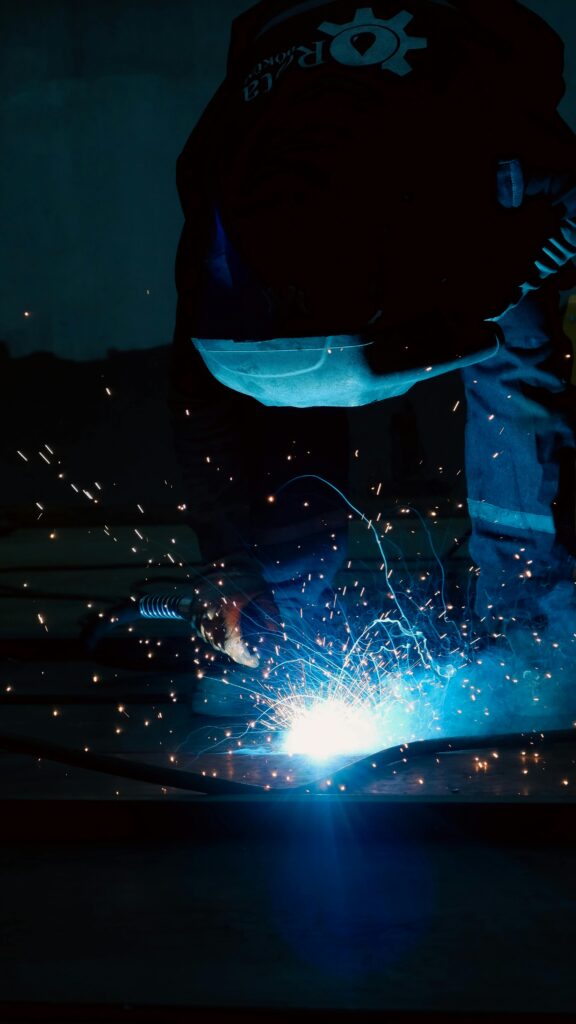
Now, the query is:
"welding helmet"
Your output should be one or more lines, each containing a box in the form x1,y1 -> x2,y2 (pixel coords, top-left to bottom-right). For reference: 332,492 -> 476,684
190,204 -> 499,409
192,334 -> 498,408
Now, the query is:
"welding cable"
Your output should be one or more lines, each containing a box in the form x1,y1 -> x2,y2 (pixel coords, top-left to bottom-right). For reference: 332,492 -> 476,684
82,593 -> 194,654
0,731 -> 263,796
0,728 -> 574,797
82,602 -> 143,652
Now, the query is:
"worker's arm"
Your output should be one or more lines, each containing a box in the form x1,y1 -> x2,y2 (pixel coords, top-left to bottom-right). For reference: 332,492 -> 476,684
443,0 -> 576,322
169,291 -> 277,668
511,169 -> 576,298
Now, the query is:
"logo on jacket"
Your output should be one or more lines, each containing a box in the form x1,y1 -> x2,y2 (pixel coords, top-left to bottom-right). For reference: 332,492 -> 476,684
243,6 -> 428,101
318,8 -> 427,75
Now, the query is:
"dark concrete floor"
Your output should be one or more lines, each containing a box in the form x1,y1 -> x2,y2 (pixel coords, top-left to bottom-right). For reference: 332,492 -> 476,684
0,804 -> 576,1015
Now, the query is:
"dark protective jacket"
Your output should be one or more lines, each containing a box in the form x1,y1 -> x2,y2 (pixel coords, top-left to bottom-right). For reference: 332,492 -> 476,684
171,0 -> 576,572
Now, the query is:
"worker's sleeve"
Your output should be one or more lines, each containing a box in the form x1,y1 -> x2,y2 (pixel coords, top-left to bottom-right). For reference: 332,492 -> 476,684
169,288 -> 265,578
482,166 -> 576,326
481,0 -> 576,306
520,167 -> 576,292
491,132 -> 576,318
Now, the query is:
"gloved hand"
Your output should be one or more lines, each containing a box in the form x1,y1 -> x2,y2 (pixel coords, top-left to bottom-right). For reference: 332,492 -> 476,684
190,570 -> 279,669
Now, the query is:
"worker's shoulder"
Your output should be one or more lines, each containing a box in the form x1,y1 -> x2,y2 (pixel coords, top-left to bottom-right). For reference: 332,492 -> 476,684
452,0 -> 563,54
453,0 -> 565,110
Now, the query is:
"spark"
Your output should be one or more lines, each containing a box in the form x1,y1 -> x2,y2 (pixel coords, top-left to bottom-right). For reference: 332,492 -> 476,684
180,476 -> 576,765
202,474 -> 470,759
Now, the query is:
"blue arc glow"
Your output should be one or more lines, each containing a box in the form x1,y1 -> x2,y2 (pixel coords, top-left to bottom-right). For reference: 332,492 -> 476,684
283,698 -> 381,760
180,476 -> 576,764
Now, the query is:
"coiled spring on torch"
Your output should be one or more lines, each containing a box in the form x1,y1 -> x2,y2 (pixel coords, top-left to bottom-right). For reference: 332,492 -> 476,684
138,594 -> 188,621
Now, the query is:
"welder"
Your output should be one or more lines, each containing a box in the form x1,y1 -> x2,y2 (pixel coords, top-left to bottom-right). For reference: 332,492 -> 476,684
170,0 -> 576,670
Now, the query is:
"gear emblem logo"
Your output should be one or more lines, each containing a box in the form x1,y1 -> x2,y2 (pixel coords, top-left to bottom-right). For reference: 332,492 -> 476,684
318,7 -> 427,76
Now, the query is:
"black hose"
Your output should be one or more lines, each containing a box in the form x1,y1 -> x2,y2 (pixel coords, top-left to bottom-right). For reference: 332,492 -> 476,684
0,732 -> 262,796
82,593 -> 193,655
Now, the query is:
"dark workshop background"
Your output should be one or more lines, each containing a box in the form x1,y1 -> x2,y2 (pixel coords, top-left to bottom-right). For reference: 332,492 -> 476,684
1,0 -> 576,525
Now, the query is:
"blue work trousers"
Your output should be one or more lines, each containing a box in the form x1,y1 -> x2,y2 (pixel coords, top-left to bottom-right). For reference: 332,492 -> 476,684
463,162 -> 576,614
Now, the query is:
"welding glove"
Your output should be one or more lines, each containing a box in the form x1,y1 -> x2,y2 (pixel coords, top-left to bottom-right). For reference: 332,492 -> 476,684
190,569 -> 279,669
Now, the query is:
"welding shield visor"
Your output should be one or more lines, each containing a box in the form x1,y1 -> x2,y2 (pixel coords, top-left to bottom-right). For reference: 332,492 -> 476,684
191,205 -> 500,409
